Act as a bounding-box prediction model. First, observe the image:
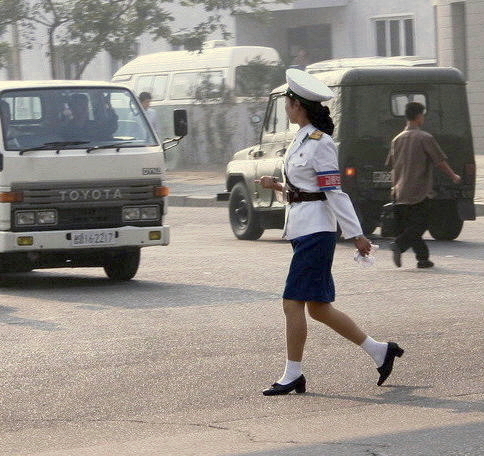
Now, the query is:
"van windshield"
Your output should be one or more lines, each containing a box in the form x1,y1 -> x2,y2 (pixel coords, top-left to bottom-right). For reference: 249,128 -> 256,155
0,87 -> 157,152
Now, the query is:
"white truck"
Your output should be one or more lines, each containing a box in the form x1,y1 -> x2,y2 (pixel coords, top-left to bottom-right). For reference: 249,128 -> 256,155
0,80 -> 186,280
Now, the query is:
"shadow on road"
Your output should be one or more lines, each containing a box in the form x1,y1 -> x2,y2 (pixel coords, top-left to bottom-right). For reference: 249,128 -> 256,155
0,305 -> 61,331
0,271 -> 279,310
308,385 -> 484,414
230,421 -> 484,456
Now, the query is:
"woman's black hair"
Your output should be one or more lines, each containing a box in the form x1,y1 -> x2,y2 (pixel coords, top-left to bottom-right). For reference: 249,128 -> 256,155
286,90 -> 334,135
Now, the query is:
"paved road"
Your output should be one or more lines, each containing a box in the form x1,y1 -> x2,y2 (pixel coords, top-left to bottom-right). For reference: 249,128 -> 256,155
0,207 -> 482,455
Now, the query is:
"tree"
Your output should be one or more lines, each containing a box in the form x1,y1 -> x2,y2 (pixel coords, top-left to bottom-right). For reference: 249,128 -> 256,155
0,0 -> 292,79
0,0 -> 28,70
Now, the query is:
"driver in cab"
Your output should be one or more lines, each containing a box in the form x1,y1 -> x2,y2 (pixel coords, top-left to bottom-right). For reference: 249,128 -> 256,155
58,93 -> 118,142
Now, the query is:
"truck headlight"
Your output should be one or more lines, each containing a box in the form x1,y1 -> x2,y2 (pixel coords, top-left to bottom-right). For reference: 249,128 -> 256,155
123,206 -> 159,221
140,206 -> 159,220
37,210 -> 57,225
122,207 -> 141,221
16,211 -> 35,225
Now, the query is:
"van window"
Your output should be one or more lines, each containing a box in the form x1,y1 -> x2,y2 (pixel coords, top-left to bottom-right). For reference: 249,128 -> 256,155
195,71 -> 224,99
171,72 -> 198,99
170,71 -> 224,100
152,75 -> 168,100
391,93 -> 426,116
135,75 -> 154,95
235,64 -> 284,97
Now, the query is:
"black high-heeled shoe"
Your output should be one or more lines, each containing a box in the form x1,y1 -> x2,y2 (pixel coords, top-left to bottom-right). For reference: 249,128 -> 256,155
262,374 -> 306,396
377,342 -> 404,386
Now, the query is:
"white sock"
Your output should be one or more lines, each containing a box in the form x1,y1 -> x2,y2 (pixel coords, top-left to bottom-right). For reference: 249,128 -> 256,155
277,360 -> 302,385
360,336 -> 388,367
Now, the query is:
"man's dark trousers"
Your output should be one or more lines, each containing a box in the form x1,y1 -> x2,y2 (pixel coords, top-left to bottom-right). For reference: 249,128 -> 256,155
394,199 -> 430,261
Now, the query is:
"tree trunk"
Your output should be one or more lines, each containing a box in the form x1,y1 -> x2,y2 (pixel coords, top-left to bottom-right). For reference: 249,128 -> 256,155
48,28 -> 57,79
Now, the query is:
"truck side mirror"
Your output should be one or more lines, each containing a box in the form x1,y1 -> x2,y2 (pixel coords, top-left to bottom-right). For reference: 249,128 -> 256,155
174,109 -> 187,137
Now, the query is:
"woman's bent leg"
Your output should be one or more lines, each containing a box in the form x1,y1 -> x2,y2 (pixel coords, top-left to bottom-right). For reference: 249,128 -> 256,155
302,302 -> 403,387
307,301 -> 366,345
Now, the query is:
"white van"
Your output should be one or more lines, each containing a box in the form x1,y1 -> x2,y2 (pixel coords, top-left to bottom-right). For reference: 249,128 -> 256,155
112,43 -> 282,168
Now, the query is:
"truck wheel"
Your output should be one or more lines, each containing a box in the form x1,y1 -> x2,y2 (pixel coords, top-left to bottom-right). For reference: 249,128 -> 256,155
229,182 -> 264,240
103,248 -> 140,281
428,201 -> 463,240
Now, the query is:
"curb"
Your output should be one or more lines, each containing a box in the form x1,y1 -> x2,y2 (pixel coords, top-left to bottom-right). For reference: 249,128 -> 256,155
168,194 -> 484,217
168,194 -> 227,208
476,202 -> 484,217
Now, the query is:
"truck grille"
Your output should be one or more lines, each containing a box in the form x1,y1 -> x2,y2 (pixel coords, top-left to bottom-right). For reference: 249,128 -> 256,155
10,179 -> 164,232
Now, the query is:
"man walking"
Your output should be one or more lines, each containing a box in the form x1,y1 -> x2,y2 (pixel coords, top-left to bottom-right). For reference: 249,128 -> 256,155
386,102 -> 461,268
139,92 -> 160,136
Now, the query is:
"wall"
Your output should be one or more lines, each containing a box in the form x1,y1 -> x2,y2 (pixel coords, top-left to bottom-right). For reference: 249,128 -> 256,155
234,0 -> 436,63
435,0 -> 484,154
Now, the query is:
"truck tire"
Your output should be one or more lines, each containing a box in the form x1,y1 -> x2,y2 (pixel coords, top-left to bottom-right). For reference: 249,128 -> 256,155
229,182 -> 264,240
103,248 -> 140,281
428,201 -> 463,240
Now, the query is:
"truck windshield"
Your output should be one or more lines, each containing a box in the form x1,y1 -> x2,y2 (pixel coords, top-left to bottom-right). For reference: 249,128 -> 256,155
0,87 -> 157,152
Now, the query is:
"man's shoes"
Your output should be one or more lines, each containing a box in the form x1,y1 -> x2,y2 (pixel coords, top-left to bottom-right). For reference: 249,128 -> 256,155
263,374 -> 306,396
377,342 -> 404,386
417,260 -> 434,268
390,242 -> 402,267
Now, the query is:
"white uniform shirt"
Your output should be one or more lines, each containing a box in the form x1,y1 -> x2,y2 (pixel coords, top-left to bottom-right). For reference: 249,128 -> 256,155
283,124 -> 363,240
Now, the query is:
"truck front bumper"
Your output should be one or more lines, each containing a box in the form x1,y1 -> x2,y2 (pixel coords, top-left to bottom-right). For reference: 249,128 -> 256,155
0,225 -> 170,253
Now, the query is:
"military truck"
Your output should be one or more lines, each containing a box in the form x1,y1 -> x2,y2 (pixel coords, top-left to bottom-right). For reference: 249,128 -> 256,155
217,66 -> 476,240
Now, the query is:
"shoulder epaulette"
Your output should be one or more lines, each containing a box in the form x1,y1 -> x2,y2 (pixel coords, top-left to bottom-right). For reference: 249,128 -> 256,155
309,130 -> 324,140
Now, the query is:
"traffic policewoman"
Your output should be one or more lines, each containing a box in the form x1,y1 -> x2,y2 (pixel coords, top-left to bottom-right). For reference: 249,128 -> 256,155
258,69 -> 404,395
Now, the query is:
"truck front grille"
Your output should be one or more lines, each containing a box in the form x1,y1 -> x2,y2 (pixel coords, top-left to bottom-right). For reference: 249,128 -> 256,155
10,179 -> 164,232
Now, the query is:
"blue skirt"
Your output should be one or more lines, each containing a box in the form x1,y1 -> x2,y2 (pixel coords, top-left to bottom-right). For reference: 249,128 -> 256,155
283,231 -> 336,302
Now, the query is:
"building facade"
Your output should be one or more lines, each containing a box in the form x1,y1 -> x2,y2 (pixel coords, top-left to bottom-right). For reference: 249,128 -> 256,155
1,0 -> 435,81
234,0 -> 436,66
434,0 -> 484,154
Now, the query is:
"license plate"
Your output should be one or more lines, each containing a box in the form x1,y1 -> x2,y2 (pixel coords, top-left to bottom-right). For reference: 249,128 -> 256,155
372,171 -> 392,183
71,230 -> 116,246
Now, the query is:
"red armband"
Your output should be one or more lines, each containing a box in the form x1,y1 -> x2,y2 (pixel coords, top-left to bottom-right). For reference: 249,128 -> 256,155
317,170 -> 341,190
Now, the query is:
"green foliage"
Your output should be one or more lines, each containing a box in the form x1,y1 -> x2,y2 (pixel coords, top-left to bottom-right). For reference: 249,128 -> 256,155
0,0 -> 28,28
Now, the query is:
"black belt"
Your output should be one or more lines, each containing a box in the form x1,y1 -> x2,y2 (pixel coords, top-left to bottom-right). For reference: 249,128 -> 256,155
287,191 -> 327,204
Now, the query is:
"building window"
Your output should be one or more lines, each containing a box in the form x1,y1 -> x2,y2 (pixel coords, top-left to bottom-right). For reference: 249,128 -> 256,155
374,16 -> 415,57
287,24 -> 332,67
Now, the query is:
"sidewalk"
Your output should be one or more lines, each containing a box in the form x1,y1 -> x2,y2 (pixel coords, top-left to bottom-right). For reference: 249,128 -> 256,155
165,155 -> 484,216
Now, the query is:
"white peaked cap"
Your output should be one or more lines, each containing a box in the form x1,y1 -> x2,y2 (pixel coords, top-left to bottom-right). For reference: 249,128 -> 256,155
286,68 -> 334,102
